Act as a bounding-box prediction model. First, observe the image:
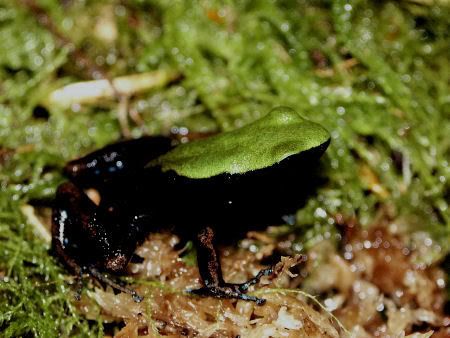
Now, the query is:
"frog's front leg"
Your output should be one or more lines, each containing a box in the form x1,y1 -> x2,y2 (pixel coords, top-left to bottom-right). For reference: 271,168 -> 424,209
191,227 -> 272,305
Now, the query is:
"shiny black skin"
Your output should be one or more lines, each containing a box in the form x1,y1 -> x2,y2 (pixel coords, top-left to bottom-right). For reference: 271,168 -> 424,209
64,136 -> 173,186
52,135 -> 330,303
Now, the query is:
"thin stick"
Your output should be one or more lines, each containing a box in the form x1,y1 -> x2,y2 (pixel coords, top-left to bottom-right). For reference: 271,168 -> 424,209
47,70 -> 179,109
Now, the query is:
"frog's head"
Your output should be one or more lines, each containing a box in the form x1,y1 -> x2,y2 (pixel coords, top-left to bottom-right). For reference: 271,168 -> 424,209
152,106 -> 330,179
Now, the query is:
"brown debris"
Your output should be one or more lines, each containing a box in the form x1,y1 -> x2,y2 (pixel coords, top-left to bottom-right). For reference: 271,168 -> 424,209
70,221 -> 448,337
76,233 -> 341,337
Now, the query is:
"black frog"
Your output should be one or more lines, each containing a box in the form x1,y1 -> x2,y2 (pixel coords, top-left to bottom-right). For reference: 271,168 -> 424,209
52,107 -> 330,304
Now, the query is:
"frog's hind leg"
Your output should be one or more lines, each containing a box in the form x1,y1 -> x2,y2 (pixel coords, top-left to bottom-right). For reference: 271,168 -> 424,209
190,227 -> 273,305
52,182 -> 142,301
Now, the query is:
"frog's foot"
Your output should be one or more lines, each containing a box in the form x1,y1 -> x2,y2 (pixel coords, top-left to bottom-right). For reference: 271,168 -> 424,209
191,284 -> 265,305
190,267 -> 273,305
193,226 -> 273,305
89,267 -> 143,302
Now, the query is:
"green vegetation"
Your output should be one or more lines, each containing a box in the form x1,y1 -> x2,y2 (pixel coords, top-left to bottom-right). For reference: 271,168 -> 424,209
0,0 -> 448,336
154,107 -> 330,178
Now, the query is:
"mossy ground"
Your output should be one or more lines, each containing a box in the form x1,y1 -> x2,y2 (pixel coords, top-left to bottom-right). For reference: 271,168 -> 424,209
0,0 -> 448,336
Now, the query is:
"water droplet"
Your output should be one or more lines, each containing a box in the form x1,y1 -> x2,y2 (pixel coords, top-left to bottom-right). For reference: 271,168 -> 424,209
324,298 -> 338,311
115,5 -> 126,17
280,22 -> 290,32
336,106 -> 346,115
314,207 -> 327,218
436,278 -> 445,288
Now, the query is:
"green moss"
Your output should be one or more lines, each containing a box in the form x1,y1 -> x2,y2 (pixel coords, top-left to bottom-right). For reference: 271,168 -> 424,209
154,107 -> 329,178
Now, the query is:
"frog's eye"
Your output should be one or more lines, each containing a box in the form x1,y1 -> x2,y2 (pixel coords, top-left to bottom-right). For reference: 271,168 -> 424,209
152,106 -> 330,179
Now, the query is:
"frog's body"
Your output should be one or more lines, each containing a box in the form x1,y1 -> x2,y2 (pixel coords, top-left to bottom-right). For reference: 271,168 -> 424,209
52,107 -> 330,304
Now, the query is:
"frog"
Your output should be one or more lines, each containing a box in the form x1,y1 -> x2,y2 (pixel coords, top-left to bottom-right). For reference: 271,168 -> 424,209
52,106 -> 331,305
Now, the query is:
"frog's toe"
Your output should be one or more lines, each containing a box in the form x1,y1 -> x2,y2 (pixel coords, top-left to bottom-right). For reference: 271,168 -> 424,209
236,267 -> 274,292
189,285 -> 266,305
88,266 -> 143,303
